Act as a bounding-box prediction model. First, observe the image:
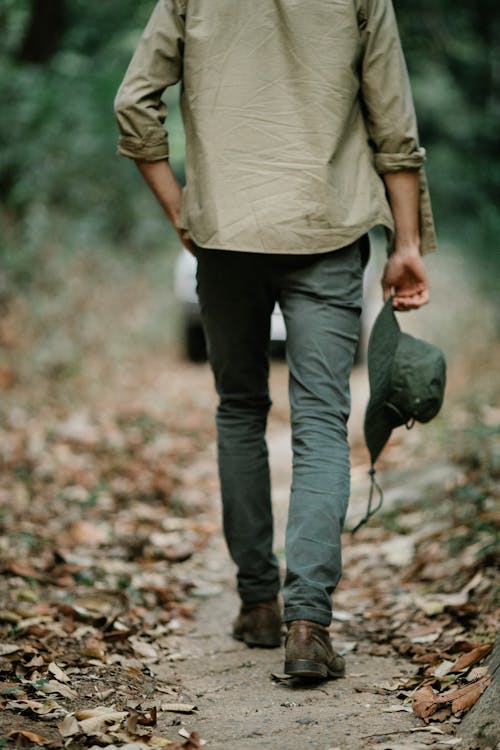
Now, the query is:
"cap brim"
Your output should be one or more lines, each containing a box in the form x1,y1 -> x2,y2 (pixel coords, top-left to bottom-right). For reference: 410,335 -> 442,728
364,298 -> 401,463
364,401 -> 405,465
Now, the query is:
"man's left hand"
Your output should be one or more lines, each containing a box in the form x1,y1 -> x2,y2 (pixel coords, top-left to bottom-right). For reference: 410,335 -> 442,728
381,246 -> 430,311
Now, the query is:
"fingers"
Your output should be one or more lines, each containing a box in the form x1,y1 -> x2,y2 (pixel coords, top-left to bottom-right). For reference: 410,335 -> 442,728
178,228 -> 195,255
381,272 -> 393,302
392,287 -> 430,311
381,259 -> 430,311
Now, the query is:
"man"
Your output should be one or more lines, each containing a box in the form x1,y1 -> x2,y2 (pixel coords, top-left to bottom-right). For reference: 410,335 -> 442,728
115,0 -> 436,679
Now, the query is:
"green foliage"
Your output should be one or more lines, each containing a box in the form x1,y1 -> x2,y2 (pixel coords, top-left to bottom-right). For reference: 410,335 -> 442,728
0,0 -> 184,258
0,0 -> 498,290
396,1 -> 500,286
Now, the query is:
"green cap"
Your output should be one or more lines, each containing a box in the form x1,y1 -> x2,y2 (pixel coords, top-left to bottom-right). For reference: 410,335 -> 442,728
364,297 -> 446,464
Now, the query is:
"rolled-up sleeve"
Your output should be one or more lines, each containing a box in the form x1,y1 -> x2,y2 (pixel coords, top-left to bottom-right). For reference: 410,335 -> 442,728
360,0 -> 422,171
359,0 -> 437,252
114,0 -> 184,161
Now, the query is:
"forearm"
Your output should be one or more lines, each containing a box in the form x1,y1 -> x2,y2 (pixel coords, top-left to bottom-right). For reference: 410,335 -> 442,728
136,159 -> 182,225
136,159 -> 192,252
383,171 -> 420,254
381,171 -> 430,310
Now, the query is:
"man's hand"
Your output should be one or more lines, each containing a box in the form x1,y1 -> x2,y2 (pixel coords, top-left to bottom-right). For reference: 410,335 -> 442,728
381,170 -> 430,311
382,246 -> 429,311
135,159 -> 194,254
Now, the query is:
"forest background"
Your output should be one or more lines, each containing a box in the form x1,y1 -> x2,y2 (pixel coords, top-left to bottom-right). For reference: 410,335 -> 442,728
1,0 -> 499,316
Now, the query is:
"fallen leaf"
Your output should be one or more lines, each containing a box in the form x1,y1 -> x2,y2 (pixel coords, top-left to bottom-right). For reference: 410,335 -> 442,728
6,562 -> 45,580
177,729 -> 205,748
161,703 -> 196,713
413,674 -> 492,721
37,679 -> 77,699
431,660 -> 456,678
6,730 -> 51,745
382,704 -> 413,713
379,535 -> 415,567
75,707 -> 128,722
331,610 -> 354,622
129,638 -> 158,660
412,684 -> 441,720
149,736 -> 175,747
410,726 -> 445,734
58,715 -> 81,737
48,662 -> 71,683
125,706 -> 157,733
448,676 -> 492,713
411,630 -> 442,645
449,644 -> 492,673
82,637 -> 107,661
0,644 -> 21,656
466,666 -> 489,682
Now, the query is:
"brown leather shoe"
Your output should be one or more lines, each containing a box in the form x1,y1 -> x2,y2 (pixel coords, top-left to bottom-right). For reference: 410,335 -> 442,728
284,619 -> 345,679
232,599 -> 282,648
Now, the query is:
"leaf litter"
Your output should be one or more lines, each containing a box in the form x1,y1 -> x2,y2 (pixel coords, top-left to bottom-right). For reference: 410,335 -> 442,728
338,388 -> 499,728
1,327 -> 498,745
0,389 -> 216,747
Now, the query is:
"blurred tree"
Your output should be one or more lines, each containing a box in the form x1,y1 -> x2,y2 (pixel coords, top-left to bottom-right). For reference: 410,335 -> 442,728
0,1 -> 498,287
17,0 -> 67,64
396,0 -> 500,284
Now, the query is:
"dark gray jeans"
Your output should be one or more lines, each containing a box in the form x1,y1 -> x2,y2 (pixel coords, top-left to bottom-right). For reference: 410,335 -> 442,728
195,238 -> 366,626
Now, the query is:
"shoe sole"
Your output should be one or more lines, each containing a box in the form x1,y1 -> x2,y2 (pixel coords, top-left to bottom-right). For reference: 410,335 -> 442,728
284,658 -> 345,679
233,631 -> 282,648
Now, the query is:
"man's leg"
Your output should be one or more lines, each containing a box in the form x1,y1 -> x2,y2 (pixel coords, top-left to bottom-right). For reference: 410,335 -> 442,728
278,239 -> 365,627
195,248 -> 281,608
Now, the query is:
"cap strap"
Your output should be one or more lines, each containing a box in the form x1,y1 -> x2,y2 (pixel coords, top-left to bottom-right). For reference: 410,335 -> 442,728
350,466 -> 384,534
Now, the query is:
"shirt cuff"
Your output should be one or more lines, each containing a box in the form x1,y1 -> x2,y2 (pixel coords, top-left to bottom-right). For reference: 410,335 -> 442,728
117,131 -> 169,161
374,147 -> 426,174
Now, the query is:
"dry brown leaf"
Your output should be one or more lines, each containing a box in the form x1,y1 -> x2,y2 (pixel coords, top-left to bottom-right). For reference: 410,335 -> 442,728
161,703 -> 196,714
449,643 -> 493,673
431,707 -> 452,722
74,707 -> 128,722
125,706 -> 158,733
32,700 -> 67,718
58,715 -> 80,737
431,659 -> 456,678
175,730 -> 204,749
81,637 -> 107,661
129,638 -> 158,660
466,666 -> 489,682
445,674 -> 492,714
0,644 -> 21,656
6,562 -> 45,580
37,679 -> 77,700
149,736 -> 175,747
412,684 -> 441,720
413,674 -> 492,721
0,610 -> 21,624
48,662 -> 71,683
6,730 -> 51,745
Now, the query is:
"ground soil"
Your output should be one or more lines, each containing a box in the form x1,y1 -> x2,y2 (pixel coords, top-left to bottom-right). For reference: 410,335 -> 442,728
146,363 -> 474,750
1,250 -> 498,749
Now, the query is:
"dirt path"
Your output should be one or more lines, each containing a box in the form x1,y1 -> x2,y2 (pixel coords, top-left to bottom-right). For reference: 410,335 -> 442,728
150,363 -> 462,750
1,248 -> 497,749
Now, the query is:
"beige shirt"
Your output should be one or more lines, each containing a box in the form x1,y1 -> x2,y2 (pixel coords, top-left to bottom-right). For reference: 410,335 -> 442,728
115,0 -> 436,255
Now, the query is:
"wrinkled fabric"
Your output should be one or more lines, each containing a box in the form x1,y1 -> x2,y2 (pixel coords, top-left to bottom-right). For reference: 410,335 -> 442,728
115,0 -> 437,255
